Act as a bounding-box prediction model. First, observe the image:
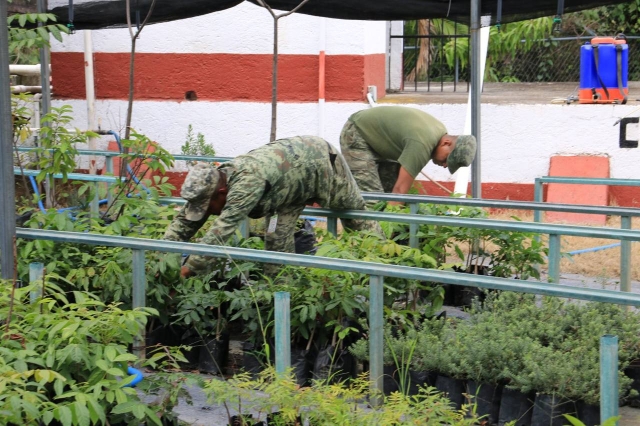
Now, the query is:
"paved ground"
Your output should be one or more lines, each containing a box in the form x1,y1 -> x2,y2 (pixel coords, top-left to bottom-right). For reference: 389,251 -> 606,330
158,272 -> 640,425
382,81 -> 640,105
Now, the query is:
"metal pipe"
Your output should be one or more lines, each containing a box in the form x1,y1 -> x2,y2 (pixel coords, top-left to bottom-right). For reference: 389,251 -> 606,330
600,335 -> 619,424
539,176 -> 640,187
621,216 -> 631,293
16,228 -> 640,306
275,291 -> 291,375
548,234 -> 561,282
409,203 -> 418,248
534,178 -> 543,223
327,217 -> 338,236
0,0 -> 16,280
369,275 -> 384,407
470,0 -> 481,198
132,249 -> 146,361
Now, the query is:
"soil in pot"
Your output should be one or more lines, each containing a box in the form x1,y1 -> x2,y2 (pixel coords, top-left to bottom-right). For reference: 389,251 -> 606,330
466,380 -> 503,425
312,345 -> 357,384
408,369 -> 438,396
435,374 -> 466,410
530,394 -> 577,426
498,387 -> 535,426
576,400 -> 600,426
198,332 -> 230,375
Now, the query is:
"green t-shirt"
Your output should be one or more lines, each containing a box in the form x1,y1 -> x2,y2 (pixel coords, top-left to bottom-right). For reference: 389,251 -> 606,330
350,106 -> 447,178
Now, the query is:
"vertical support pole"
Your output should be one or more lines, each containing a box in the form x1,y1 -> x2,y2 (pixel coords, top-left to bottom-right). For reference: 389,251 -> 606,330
327,217 -> 338,236
533,178 -> 543,224
132,250 -> 146,361
29,262 -> 44,304
91,182 -> 100,219
409,203 -> 419,249
548,234 -> 561,283
600,335 -> 619,425
369,275 -> 384,407
0,0 -> 16,280
620,216 -> 631,294
106,156 -> 114,207
470,0 -> 482,198
274,291 -> 291,375
239,218 -> 250,239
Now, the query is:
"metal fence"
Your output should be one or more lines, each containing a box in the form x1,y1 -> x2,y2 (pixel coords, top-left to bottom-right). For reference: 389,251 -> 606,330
395,28 -> 640,92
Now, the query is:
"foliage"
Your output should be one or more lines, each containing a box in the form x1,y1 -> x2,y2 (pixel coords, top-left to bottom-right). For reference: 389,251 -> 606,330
0,280 -> 191,425
8,12 -> 68,64
180,124 -> 216,167
202,367 -> 480,425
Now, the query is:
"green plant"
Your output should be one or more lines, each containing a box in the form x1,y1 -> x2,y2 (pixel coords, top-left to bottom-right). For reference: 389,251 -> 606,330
8,12 -> 68,64
202,367 -> 480,425
564,414 -> 620,426
181,124 -> 216,167
0,279 -> 187,425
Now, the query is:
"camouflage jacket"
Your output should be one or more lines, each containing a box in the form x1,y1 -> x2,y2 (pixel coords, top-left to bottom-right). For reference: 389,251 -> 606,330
164,136 -> 341,274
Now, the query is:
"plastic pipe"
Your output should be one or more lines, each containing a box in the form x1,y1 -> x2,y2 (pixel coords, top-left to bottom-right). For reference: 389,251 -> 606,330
568,242 -> 621,256
318,18 -> 326,138
122,366 -> 144,388
8,65 -> 47,76
29,175 -> 46,213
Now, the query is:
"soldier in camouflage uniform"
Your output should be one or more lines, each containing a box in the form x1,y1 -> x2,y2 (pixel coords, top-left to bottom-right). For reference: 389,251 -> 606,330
164,136 -> 383,277
340,106 -> 477,207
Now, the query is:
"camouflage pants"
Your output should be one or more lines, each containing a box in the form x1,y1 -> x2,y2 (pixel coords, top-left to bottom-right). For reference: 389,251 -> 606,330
339,119 -> 401,208
266,142 -> 383,256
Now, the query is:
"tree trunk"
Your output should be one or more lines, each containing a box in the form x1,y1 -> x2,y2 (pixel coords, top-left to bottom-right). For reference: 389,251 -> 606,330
406,20 -> 431,82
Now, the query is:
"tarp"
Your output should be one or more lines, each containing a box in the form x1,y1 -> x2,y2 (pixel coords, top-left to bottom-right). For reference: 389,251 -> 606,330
47,0 -> 629,30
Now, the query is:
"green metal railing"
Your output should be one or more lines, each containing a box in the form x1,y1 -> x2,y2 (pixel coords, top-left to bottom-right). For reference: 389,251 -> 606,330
18,228 -> 634,416
534,176 -> 640,292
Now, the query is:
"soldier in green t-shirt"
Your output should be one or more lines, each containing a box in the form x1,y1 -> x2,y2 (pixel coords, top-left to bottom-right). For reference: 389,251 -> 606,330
340,106 -> 477,206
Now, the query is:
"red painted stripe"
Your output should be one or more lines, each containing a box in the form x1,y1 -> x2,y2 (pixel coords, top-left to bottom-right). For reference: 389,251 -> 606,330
51,52 -> 386,102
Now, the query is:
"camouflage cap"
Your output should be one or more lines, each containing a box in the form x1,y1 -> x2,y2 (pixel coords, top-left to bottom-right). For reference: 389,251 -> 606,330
448,135 -> 477,174
180,163 -> 220,221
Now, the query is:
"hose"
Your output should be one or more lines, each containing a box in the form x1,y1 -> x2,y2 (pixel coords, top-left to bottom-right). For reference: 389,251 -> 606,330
107,130 -> 151,194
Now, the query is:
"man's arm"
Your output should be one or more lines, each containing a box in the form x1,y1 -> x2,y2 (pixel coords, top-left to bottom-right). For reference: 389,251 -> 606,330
183,175 -> 265,275
387,166 -> 415,206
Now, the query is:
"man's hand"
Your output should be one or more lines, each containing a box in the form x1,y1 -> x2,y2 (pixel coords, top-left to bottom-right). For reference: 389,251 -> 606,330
181,265 -> 194,278
388,167 -> 416,206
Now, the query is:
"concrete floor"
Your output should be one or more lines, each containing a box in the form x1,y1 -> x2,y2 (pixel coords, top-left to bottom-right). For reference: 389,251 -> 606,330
382,81 -> 640,105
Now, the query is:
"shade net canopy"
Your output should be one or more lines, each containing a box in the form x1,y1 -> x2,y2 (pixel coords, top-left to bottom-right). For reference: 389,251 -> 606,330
47,0 -> 629,30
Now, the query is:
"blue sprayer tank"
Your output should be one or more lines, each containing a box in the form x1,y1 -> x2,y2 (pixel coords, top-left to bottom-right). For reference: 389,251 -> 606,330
579,36 -> 628,104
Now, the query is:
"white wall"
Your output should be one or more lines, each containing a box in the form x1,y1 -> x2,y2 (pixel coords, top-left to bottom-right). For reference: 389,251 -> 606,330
52,3 -> 387,55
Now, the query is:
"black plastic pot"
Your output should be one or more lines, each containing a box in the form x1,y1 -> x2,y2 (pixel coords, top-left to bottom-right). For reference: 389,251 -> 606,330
146,324 -> 186,348
498,388 -> 535,426
198,332 -> 229,375
312,345 -> 357,384
266,411 -> 303,425
229,414 -> 254,426
435,374 -> 467,410
576,400 -> 600,426
383,364 -> 399,395
242,341 -> 267,377
179,328 -> 203,369
466,380 -> 503,425
291,347 -> 315,387
408,369 -> 438,396
530,394 -> 577,426
624,363 -> 640,407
